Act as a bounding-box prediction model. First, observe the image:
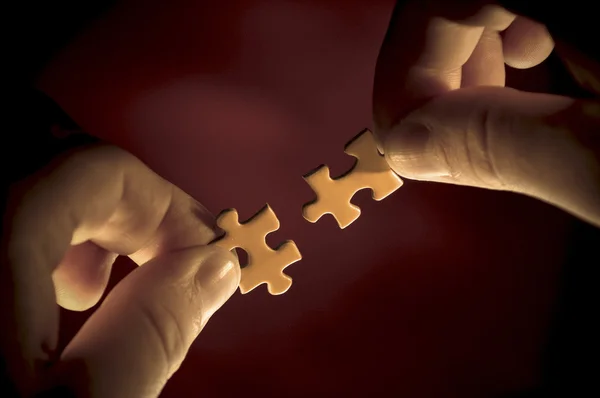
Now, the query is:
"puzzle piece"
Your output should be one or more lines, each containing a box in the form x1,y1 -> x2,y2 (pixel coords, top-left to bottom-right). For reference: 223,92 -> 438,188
212,204 -> 302,295
302,129 -> 403,229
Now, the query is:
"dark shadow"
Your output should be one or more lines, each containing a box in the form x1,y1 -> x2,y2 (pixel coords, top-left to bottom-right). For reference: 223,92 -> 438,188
233,247 -> 249,269
498,221 -> 600,398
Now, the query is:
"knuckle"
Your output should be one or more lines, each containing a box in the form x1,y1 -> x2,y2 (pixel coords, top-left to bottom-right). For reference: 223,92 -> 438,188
63,144 -> 134,174
462,105 -> 509,188
136,299 -> 190,376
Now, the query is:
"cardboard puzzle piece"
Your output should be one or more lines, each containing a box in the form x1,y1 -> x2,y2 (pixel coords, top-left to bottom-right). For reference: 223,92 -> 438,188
212,204 -> 302,295
302,129 -> 403,229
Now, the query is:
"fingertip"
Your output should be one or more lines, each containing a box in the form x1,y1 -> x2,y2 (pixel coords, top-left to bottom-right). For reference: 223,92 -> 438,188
52,242 -> 117,312
54,284 -> 103,312
503,16 -> 554,69
457,3 -> 516,31
194,246 -> 241,319
383,122 -> 450,180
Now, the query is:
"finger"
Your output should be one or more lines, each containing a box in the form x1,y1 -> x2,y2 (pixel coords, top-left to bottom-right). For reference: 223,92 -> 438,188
497,1 -> 600,96
43,245 -> 239,398
52,241 -> 118,312
1,145 -> 219,393
382,86 -> 600,227
462,29 -> 505,87
53,176 -> 217,311
503,16 -> 554,69
373,1 -> 515,146
498,0 -> 598,61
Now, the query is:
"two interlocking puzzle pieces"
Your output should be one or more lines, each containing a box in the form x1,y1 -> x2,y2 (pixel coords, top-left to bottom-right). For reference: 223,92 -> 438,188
211,128 -> 403,295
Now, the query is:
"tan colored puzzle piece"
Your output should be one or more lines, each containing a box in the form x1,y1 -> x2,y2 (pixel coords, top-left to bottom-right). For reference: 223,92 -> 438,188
302,129 -> 403,229
212,204 -> 302,295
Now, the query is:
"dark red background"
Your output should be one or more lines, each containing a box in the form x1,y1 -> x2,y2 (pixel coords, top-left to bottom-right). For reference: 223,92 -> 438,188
16,0 -> 597,396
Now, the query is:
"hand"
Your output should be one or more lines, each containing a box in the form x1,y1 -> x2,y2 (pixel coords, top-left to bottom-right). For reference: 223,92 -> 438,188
373,0 -> 600,227
1,137 -> 240,397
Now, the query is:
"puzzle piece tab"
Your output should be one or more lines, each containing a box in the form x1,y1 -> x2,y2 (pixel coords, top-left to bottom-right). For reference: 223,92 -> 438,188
302,129 -> 403,229
212,204 -> 302,295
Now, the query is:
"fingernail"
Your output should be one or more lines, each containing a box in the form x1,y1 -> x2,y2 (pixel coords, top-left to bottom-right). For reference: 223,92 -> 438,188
195,247 -> 240,317
383,122 -> 450,178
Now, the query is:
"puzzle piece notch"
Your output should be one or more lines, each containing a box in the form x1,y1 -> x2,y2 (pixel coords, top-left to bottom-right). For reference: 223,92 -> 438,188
302,129 -> 403,229
212,204 -> 302,295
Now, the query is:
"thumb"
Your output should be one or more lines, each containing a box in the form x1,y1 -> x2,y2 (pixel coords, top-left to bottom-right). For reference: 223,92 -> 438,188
381,86 -> 600,227
45,245 -> 240,398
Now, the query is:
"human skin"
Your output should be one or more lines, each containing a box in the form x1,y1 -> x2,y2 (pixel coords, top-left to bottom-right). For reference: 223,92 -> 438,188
373,0 -> 600,227
2,0 -> 597,396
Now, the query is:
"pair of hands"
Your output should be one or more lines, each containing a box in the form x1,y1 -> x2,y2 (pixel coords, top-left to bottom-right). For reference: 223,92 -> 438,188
2,1 -> 598,397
